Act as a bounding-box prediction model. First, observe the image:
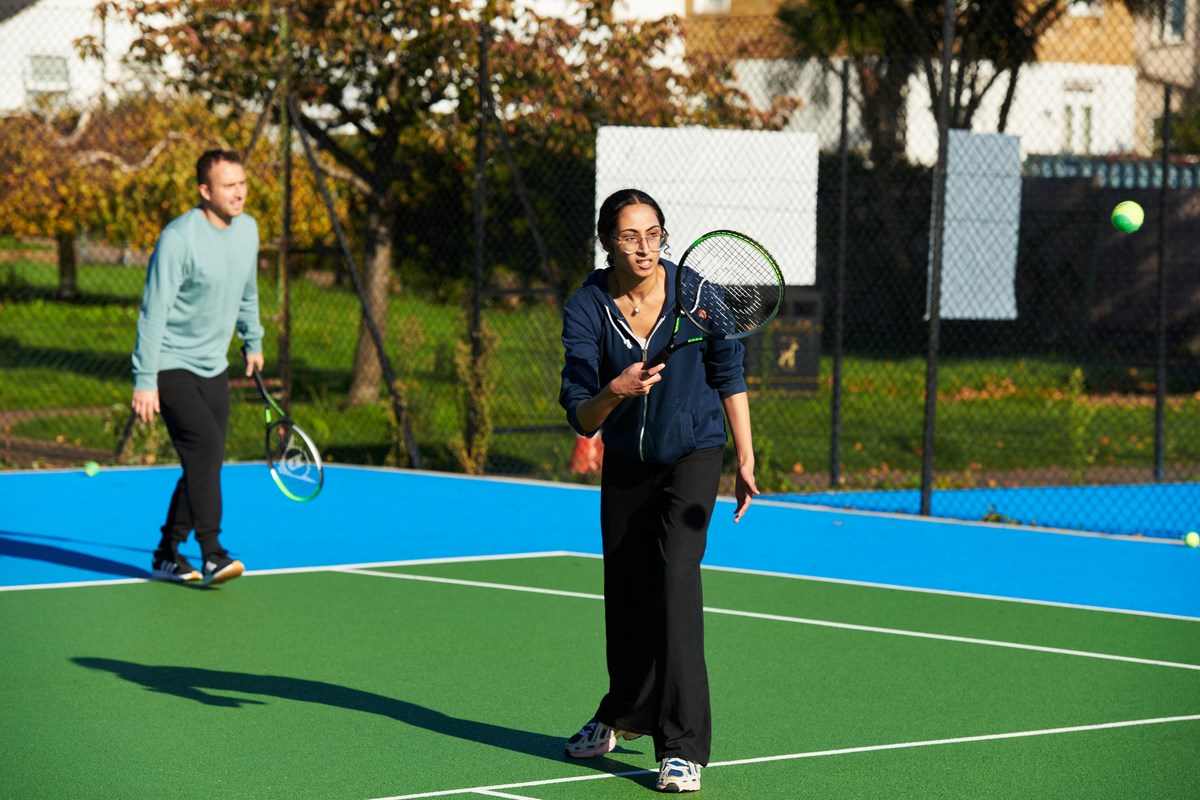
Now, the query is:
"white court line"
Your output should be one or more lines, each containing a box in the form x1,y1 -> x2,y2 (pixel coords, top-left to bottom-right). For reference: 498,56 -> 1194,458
340,568 -> 1200,672
696,561 -> 1200,623
561,551 -> 1200,622
0,551 -> 577,593
370,714 -> 1200,800
0,577 -> 143,592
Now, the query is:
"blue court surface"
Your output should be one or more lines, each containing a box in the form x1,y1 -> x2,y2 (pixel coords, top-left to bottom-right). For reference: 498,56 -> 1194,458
1,464 -> 1197,618
780,483 -> 1200,540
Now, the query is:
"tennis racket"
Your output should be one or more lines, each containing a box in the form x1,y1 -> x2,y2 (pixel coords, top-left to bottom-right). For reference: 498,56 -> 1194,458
252,368 -> 324,502
646,230 -> 785,368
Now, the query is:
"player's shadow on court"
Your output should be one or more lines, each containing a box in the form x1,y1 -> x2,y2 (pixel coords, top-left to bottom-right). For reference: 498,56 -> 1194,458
0,532 -> 151,580
71,658 -> 653,783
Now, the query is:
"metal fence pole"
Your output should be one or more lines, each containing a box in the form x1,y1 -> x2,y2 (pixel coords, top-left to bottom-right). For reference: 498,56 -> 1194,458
468,15 -> 489,451
920,0 -> 957,516
830,58 -> 850,488
277,7 -> 293,404
1154,83 -> 1172,481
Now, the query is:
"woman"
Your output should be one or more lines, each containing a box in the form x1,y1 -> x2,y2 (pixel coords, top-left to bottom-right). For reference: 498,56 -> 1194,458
558,188 -> 759,793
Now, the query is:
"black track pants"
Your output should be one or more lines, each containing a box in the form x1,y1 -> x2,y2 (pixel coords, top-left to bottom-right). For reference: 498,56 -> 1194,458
156,369 -> 230,558
595,444 -> 723,766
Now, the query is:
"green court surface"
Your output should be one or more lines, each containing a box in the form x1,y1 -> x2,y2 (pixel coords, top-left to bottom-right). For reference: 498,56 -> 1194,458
3,554 -> 1198,799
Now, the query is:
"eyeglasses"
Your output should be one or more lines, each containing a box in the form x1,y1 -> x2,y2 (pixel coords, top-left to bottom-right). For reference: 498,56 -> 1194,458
611,229 -> 668,254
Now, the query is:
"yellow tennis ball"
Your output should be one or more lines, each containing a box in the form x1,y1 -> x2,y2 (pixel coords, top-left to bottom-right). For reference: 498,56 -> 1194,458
84,461 -> 100,477
1111,201 -> 1144,233
1185,531 -> 1200,548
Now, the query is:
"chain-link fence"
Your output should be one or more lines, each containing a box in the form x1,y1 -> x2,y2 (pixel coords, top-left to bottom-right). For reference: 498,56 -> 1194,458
1,1 -> 1197,539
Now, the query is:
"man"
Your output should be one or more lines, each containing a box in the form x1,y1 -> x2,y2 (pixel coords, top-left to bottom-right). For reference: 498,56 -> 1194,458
131,149 -> 264,586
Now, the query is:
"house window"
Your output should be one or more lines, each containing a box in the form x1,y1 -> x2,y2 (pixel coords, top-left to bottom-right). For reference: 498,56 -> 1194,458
693,0 -> 732,13
1062,84 -> 1094,155
1155,0 -> 1186,43
24,54 -> 70,110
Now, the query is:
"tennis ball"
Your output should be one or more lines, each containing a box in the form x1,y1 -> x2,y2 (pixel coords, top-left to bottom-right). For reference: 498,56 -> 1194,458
1185,531 -> 1200,548
1111,201 -> 1144,233
84,460 -> 100,477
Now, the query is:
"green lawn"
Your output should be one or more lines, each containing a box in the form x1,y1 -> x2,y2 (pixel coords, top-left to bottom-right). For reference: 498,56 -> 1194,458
2,258 -> 1198,488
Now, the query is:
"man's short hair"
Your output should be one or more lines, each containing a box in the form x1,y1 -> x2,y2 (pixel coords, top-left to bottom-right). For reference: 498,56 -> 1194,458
196,149 -> 243,187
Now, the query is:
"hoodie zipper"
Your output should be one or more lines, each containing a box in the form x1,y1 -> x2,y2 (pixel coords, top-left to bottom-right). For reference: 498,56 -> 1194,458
637,342 -> 649,460
601,276 -> 670,462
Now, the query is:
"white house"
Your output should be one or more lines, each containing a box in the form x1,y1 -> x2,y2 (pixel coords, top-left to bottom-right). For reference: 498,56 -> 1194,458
0,0 -> 137,112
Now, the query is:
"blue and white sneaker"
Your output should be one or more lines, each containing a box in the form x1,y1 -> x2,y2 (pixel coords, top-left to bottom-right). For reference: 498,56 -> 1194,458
656,757 -> 701,792
564,718 -> 616,758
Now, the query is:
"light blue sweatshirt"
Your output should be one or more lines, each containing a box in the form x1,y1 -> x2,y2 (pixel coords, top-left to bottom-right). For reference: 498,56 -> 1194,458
132,208 -> 264,391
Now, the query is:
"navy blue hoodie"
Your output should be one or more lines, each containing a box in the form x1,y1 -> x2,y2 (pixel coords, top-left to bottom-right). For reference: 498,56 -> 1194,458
559,258 -> 747,465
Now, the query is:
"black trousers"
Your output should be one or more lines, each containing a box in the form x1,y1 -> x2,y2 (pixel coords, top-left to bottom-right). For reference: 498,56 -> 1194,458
595,444 -> 723,766
157,369 -> 230,558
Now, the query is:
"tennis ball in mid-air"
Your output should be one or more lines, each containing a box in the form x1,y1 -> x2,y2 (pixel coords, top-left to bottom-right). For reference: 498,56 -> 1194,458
84,461 -> 100,477
1111,201 -> 1144,233
1185,531 -> 1200,548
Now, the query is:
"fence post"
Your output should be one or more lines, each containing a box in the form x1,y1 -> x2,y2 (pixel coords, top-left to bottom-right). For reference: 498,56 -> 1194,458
920,0 -> 957,517
469,13 -> 489,453
830,58 -> 849,488
1154,84 -> 1172,481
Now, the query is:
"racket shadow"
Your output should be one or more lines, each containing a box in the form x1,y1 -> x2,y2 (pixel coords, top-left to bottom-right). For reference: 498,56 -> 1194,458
70,657 -> 649,777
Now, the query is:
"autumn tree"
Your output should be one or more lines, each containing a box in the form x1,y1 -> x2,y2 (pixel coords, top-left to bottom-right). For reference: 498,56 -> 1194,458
0,107 -> 127,300
102,0 -> 794,405
0,88 -> 339,301
0,92 -> 220,299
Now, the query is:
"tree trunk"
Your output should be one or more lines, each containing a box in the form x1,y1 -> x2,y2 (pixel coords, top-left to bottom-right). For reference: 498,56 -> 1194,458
347,203 -> 393,406
996,65 -> 1021,133
858,58 -> 909,169
56,230 -> 78,301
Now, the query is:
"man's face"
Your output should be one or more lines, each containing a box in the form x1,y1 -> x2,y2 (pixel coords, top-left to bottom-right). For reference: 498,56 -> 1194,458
199,160 -> 247,221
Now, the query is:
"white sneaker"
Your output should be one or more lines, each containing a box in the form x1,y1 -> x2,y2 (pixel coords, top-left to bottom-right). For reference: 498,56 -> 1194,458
656,757 -> 701,792
563,718 -> 616,758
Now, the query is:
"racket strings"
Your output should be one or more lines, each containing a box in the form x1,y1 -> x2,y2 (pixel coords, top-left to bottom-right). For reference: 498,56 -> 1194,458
679,236 -> 783,335
267,422 -> 320,487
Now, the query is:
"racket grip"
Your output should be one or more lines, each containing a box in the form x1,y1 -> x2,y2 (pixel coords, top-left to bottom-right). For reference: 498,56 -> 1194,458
645,346 -> 674,369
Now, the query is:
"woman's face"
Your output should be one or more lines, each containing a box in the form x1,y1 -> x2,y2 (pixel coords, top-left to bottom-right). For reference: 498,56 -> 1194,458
607,203 -> 665,281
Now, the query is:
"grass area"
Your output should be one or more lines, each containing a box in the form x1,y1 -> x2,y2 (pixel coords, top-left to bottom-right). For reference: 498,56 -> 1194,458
2,257 -> 1198,489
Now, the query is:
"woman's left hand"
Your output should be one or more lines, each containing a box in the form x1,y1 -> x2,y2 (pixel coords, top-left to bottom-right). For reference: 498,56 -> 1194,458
733,460 -> 759,523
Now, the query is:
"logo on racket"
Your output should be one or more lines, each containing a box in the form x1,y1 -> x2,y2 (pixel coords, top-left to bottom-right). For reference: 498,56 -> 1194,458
278,433 -> 318,484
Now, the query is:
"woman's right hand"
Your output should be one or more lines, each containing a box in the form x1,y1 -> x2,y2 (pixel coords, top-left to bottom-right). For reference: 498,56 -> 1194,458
609,361 -> 665,398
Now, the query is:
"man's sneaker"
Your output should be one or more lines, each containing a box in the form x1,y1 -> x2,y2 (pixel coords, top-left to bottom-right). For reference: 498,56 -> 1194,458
151,551 -> 201,582
564,718 -> 616,758
656,758 -> 701,793
202,554 -> 244,586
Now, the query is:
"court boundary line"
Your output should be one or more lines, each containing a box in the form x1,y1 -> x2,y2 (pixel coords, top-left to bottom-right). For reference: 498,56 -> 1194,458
5,550 -> 1198,624
694,558 -> 1200,622
559,551 -> 1200,624
369,714 -> 1200,800
0,551 -> 576,593
339,567 -> 1200,672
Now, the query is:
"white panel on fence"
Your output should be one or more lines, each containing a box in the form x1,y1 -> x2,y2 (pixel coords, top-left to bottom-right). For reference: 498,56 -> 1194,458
595,126 -> 819,286
930,129 -> 1022,320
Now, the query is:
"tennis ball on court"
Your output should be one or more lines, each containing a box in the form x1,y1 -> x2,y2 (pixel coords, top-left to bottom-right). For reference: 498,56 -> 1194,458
1185,531 -> 1200,548
1111,201 -> 1144,233
84,460 -> 100,477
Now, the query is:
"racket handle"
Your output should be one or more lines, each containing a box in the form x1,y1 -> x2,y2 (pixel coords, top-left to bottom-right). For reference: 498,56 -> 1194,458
645,346 -> 675,370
